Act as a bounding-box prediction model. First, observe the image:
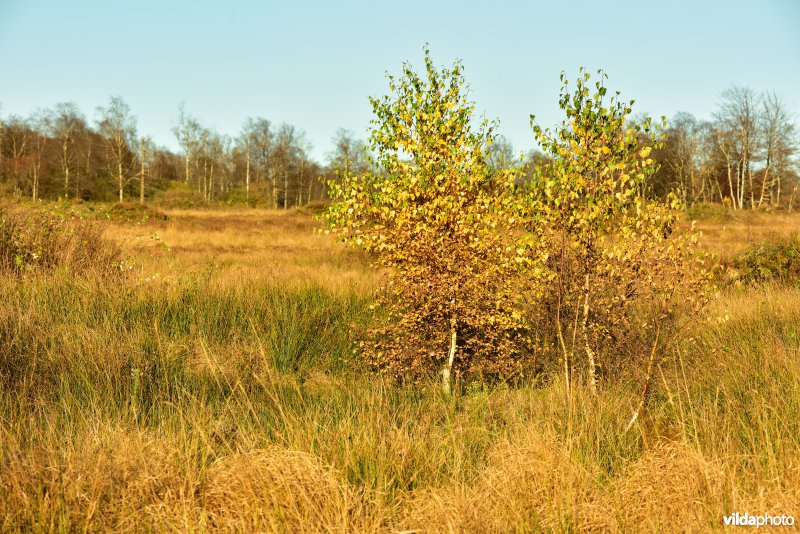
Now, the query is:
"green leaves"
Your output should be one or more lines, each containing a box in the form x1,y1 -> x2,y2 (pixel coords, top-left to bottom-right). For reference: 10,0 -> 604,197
324,48 -> 535,382
524,69 -> 712,391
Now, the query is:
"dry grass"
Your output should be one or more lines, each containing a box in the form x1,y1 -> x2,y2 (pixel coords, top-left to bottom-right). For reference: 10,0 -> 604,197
686,208 -> 800,262
109,208 -> 377,292
204,447 -> 378,532
0,204 -> 798,532
0,204 -> 122,276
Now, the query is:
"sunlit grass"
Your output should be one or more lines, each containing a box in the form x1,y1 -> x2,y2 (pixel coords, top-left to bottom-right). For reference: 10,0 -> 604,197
0,205 -> 797,531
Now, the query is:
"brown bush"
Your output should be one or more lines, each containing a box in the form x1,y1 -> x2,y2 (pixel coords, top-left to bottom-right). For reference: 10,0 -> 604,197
151,187 -> 207,209
0,206 -> 122,276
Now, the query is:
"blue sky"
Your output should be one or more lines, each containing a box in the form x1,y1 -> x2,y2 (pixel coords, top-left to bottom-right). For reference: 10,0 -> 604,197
1,0 -> 798,162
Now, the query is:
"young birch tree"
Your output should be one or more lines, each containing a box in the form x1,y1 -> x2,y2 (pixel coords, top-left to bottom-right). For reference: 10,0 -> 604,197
325,49 -> 540,389
526,70 -> 711,422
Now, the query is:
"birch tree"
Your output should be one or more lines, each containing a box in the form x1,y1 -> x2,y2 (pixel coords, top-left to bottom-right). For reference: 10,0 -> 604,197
28,112 -> 48,202
760,93 -> 797,206
48,102 -> 85,198
526,69 -> 711,410
714,86 -> 759,209
325,49 -> 538,388
96,97 -> 137,202
174,104 -> 201,188
241,118 -> 275,205
137,136 -> 155,204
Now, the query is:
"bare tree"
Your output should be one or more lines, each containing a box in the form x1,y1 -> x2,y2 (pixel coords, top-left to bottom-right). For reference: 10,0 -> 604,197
96,96 -> 137,202
294,138 -> 313,207
173,104 -> 202,188
47,102 -> 86,198
759,93 -> 797,207
326,129 -> 369,200
714,86 -> 760,209
485,135 -> 516,172
241,118 -> 275,205
137,136 -> 155,204
198,129 -> 226,202
216,135 -> 234,196
664,113 -> 702,205
235,127 -> 253,200
273,124 -> 311,209
27,111 -> 50,202
328,128 -> 368,176
3,116 -> 30,197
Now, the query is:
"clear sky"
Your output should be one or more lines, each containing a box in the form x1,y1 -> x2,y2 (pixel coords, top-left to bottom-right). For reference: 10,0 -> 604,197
1,0 -> 798,162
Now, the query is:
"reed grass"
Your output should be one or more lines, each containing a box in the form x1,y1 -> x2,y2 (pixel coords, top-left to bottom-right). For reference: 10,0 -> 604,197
0,205 -> 797,532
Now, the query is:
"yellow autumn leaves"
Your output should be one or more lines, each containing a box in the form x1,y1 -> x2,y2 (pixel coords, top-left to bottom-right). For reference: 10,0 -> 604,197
326,56 -> 711,391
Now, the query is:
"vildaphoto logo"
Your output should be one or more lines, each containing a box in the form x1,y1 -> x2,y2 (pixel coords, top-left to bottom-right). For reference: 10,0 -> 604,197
723,512 -> 795,528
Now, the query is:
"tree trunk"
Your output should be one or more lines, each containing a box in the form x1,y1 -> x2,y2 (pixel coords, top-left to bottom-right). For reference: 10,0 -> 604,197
442,301 -> 457,395
297,159 -> 305,206
63,141 -> 70,199
32,166 -> 38,202
271,167 -> 278,209
625,322 -> 662,432
245,139 -> 250,202
283,170 -> 288,209
758,155 -> 770,208
208,161 -> 214,202
139,137 -> 146,204
184,138 -> 191,185
582,273 -> 598,396
118,154 -> 124,202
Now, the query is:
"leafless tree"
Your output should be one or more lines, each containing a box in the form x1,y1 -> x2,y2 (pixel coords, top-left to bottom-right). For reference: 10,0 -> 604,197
485,135 -> 517,172
47,102 -> 86,198
714,86 -> 760,209
759,93 -> 797,207
241,117 -> 275,205
173,104 -> 202,188
96,96 -> 137,202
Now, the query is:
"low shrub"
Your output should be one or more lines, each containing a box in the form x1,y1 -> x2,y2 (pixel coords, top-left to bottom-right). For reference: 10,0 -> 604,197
0,206 -> 122,276
105,202 -> 168,223
301,200 -> 330,214
152,186 -> 208,209
223,188 -> 256,207
732,235 -> 800,285
686,202 -> 736,223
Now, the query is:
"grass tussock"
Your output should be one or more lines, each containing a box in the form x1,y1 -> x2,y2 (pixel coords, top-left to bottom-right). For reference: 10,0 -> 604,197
0,206 -> 798,532
204,447 -> 378,532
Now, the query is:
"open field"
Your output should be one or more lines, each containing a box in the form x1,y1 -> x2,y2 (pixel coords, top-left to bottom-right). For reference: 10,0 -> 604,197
1,205 -> 799,532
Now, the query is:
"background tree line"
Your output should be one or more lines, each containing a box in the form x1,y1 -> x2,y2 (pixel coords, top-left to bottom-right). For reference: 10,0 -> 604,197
0,97 -> 370,207
488,86 -> 799,211
1,86 -> 797,209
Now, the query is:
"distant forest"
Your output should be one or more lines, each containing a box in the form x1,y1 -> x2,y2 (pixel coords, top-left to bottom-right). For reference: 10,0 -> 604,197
0,85 -> 797,209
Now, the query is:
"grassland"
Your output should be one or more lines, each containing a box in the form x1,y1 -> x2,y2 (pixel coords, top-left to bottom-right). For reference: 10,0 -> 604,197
0,203 -> 798,532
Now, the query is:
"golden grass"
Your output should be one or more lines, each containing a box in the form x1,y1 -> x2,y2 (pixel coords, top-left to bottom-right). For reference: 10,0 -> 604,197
204,447 -> 379,532
686,209 -> 800,261
1,204 -> 798,532
109,208 -> 377,293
